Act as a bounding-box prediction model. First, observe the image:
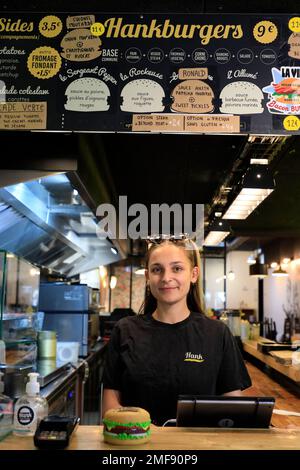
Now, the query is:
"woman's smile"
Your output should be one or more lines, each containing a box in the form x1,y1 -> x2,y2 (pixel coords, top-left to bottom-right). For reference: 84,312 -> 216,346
159,286 -> 178,290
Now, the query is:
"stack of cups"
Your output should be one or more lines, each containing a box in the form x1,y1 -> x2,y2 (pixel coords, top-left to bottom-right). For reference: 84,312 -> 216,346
38,331 -> 57,360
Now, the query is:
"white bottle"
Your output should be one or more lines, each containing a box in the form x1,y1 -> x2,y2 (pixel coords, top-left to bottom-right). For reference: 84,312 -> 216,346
0,372 -> 13,441
13,372 -> 48,436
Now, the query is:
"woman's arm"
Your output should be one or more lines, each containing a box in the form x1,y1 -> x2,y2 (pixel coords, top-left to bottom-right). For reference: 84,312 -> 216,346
102,388 -> 122,417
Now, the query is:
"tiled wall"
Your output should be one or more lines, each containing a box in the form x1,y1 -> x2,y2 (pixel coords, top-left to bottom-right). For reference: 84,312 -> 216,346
110,265 -> 146,314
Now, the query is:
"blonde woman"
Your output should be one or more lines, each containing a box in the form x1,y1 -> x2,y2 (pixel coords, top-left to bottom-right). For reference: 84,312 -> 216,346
103,236 -> 251,425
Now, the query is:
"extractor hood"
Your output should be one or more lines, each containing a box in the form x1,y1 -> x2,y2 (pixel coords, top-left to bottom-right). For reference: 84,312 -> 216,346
0,173 -> 123,277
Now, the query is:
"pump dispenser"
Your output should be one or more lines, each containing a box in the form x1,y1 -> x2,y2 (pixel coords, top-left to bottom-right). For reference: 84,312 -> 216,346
0,372 -> 13,440
13,372 -> 48,436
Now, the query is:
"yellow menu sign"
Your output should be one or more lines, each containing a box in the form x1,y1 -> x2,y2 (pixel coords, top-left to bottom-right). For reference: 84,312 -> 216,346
0,102 -> 47,130
132,114 -> 240,133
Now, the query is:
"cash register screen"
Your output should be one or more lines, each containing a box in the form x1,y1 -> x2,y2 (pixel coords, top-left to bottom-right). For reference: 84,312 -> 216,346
176,396 -> 275,428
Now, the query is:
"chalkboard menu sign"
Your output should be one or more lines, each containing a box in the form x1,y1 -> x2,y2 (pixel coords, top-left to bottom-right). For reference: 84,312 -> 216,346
1,13 -> 300,134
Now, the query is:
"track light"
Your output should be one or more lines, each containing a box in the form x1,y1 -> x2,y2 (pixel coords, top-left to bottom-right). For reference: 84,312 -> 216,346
203,219 -> 231,246
222,164 -> 275,220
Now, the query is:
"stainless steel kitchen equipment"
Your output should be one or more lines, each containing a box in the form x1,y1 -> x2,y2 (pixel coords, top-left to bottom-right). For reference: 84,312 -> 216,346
39,283 -> 100,357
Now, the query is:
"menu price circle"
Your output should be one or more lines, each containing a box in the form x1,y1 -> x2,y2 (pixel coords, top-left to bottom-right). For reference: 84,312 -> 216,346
90,22 -> 105,37
253,20 -> 278,44
288,17 -> 300,33
283,116 -> 300,131
39,15 -> 62,38
27,47 -> 62,79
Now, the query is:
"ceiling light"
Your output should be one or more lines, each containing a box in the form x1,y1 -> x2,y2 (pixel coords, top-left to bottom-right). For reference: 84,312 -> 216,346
272,265 -> 288,277
222,165 -> 275,220
250,158 -> 268,165
110,247 -> 118,255
249,258 -> 268,278
282,258 -> 290,264
203,219 -> 231,246
270,262 -> 278,269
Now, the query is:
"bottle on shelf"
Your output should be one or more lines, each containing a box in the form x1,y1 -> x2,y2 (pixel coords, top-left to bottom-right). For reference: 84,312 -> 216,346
0,371 -> 13,441
13,372 -> 48,436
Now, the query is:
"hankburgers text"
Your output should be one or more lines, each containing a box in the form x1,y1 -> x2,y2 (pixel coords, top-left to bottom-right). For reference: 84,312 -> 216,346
102,18 -> 243,45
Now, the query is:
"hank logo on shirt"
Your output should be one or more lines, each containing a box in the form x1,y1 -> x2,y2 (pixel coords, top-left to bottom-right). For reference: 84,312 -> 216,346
184,352 -> 204,363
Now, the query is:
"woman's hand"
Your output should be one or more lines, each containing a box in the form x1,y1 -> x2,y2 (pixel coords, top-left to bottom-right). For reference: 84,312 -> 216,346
102,388 -> 122,417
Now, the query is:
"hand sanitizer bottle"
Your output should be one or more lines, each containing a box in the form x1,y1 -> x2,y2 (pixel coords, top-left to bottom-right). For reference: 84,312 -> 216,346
13,372 -> 48,436
0,372 -> 13,441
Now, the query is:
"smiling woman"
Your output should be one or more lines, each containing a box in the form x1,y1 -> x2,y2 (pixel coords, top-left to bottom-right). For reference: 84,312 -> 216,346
102,237 -> 251,426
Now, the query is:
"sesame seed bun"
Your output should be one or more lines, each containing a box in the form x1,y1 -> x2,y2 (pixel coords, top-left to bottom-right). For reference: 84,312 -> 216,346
103,407 -> 151,446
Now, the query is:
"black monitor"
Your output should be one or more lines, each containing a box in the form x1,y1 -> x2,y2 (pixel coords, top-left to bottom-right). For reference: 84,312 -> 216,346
176,396 -> 275,428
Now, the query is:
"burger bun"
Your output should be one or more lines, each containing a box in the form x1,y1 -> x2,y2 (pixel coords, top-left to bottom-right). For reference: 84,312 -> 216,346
103,407 -> 151,446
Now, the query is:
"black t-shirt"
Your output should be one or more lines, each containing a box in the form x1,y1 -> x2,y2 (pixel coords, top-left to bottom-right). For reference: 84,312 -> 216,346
103,312 -> 252,425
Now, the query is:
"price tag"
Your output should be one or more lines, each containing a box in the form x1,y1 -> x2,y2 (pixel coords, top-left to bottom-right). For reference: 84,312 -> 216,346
27,47 -> 62,79
283,115 -> 300,131
39,15 -> 62,38
253,20 -> 278,44
90,22 -> 105,36
288,17 -> 300,33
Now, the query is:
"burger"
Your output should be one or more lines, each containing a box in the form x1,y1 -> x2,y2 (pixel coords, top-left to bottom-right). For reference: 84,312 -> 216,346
219,81 -> 264,114
120,79 -> 165,113
103,407 -> 151,445
272,78 -> 300,104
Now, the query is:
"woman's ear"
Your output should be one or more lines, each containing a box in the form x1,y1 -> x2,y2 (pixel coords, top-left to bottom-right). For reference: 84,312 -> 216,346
191,266 -> 199,283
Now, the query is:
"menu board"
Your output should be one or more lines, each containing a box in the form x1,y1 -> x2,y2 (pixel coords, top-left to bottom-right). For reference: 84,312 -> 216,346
1,13 -> 300,134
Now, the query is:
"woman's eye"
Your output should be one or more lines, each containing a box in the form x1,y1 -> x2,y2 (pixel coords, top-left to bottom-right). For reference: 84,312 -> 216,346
173,266 -> 183,272
151,267 -> 161,273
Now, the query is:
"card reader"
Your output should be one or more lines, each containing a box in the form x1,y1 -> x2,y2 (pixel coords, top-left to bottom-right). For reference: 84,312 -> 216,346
34,415 -> 80,449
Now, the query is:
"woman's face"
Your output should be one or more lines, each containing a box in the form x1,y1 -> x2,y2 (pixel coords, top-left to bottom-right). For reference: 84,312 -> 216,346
146,243 -> 199,307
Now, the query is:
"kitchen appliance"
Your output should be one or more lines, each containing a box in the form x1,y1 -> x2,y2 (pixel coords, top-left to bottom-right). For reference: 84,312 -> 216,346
38,283 -> 100,357
176,396 -> 275,428
57,342 -> 79,364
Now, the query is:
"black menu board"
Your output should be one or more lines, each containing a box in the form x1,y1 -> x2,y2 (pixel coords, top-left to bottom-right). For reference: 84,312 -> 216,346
1,13 -> 300,134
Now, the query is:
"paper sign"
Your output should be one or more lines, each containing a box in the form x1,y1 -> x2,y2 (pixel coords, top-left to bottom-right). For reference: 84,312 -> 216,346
132,113 -> 239,133
0,102 -> 47,129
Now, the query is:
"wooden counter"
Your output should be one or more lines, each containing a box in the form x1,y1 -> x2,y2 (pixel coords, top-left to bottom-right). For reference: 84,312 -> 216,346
1,424 -> 300,451
243,339 -> 300,383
